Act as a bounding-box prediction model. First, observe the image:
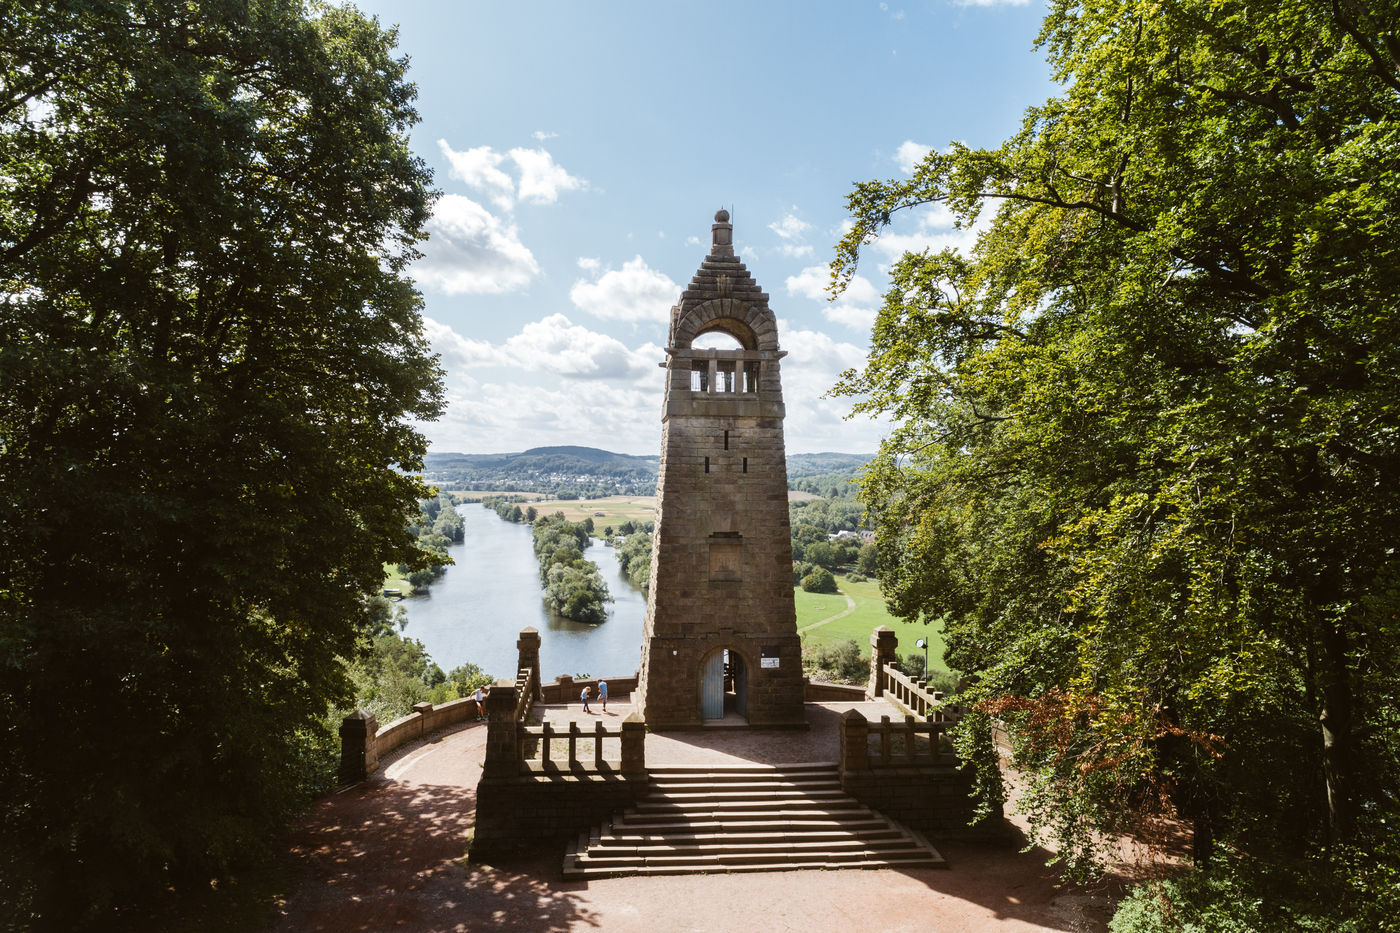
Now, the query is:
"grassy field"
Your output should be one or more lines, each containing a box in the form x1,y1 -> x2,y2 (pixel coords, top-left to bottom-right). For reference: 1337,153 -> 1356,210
381,562 -> 412,596
794,574 -> 949,674
528,495 -> 658,529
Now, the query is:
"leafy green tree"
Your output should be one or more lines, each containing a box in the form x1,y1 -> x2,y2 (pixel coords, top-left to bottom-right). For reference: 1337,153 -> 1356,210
544,562 -> 612,624
800,567 -> 838,594
809,639 -> 866,682
614,529 -> 653,591
445,662 -> 493,698
0,1 -> 441,921
803,540 -> 839,571
832,0 -> 1400,909
856,542 -> 878,576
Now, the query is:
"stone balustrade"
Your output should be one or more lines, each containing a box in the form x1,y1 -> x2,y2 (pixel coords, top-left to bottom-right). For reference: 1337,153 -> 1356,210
338,696 -> 483,784
518,715 -> 646,773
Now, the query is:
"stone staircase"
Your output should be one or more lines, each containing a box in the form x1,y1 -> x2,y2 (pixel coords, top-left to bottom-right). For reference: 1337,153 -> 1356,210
562,762 -> 945,878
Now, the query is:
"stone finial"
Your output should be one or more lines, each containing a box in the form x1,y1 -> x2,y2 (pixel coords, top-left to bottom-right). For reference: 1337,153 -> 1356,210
711,208 -> 733,255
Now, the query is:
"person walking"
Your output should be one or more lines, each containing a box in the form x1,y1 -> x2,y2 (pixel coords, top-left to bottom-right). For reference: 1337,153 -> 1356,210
472,685 -> 487,721
580,685 -> 591,714
597,680 -> 608,712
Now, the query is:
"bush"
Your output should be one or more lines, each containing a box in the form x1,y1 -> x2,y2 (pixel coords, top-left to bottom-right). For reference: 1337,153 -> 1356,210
801,567 -> 838,593
811,639 -> 867,681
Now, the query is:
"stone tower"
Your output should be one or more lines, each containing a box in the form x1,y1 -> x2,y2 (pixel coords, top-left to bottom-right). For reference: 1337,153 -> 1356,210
634,210 -> 806,730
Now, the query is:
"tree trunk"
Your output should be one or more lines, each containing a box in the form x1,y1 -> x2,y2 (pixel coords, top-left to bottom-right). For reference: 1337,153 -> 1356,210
1317,621 -> 1357,844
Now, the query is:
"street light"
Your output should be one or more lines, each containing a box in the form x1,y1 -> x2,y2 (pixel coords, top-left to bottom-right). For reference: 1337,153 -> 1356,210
915,637 -> 928,677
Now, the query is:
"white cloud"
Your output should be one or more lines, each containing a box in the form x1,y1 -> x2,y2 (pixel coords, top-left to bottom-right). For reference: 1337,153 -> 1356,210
570,255 -> 679,324
532,130 -> 559,141
437,139 -> 587,208
577,257 -> 601,271
438,140 -> 514,210
775,321 -> 890,452
767,208 -> 816,259
414,194 -> 539,294
769,211 -> 811,241
504,314 -> 658,380
424,314 -> 659,382
423,378 -> 662,456
894,140 -> 933,174
786,265 -> 882,331
508,147 -> 588,204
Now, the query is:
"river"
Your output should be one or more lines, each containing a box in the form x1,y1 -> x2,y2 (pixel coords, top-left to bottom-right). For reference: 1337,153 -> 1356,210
396,503 -> 646,681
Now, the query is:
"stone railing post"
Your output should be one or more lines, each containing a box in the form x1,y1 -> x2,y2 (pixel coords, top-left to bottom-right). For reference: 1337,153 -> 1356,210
482,679 -> 520,777
621,712 -> 646,775
517,627 -> 543,701
338,709 -> 379,784
868,626 -> 898,699
412,701 -> 435,735
839,708 -> 869,782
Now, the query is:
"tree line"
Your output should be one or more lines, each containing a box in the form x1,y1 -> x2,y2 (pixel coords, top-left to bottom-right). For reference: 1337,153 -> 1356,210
1,3 -> 446,925
530,514 -> 612,624
832,1 -> 1400,928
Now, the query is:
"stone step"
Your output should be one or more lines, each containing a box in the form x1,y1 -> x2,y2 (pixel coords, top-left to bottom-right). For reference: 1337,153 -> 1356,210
562,851 -> 944,879
646,778 -> 842,793
574,834 -> 924,857
645,788 -> 848,804
561,764 -> 945,880
595,820 -> 900,842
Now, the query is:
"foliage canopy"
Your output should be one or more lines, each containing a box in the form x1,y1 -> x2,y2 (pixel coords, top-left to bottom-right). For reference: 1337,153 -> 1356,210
0,0 -> 442,921
832,0 -> 1400,918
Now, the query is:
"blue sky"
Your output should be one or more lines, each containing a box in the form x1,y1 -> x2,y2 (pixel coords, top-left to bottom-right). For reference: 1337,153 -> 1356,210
352,0 -> 1055,455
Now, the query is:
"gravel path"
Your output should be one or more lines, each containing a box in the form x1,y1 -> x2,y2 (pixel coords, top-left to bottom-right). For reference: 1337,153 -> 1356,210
269,702 -> 1120,932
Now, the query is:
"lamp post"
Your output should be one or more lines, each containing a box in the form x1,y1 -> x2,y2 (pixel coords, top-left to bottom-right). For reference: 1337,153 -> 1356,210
915,638 -> 928,678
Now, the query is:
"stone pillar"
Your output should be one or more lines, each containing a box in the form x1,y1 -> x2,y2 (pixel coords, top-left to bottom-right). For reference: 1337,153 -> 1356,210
481,679 -> 520,778
516,627 -> 543,701
839,708 -> 869,782
413,701 -> 435,735
338,709 -> 378,784
868,626 -> 898,699
621,713 -> 647,775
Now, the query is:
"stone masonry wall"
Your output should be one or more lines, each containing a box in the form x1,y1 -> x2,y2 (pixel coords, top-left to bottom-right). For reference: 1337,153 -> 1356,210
472,773 -> 648,860
842,767 -> 1004,841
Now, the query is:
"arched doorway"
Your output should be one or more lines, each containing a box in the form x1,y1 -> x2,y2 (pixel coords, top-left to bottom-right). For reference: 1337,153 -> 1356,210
700,647 -> 748,722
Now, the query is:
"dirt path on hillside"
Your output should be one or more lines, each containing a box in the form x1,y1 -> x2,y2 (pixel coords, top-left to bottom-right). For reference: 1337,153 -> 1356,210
797,592 -> 858,634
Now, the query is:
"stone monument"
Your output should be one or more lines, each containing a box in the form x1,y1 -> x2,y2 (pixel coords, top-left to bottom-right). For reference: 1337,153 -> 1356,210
634,210 -> 806,729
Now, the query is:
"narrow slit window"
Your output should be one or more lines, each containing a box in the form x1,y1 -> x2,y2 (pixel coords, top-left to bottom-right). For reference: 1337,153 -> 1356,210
723,430 -> 729,450
742,457 -> 748,474
704,456 -> 710,474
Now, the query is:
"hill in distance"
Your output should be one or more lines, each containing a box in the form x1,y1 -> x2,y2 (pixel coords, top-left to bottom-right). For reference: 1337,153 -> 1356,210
422,447 -> 870,497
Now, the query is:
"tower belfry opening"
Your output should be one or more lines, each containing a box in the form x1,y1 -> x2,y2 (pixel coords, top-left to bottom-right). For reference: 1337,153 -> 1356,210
634,210 -> 806,730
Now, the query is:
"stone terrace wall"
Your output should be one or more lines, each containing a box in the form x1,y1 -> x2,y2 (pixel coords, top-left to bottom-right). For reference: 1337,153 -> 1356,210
340,697 -> 483,784
803,679 -> 867,702
540,675 -> 637,705
842,766 -> 1000,840
472,773 -> 648,860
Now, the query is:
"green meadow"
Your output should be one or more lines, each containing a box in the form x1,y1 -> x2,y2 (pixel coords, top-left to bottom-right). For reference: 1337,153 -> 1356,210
794,574 -> 949,674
